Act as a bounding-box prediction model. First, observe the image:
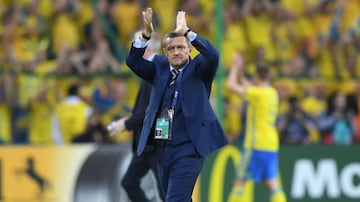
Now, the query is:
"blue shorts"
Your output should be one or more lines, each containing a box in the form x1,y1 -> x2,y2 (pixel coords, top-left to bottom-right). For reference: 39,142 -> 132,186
237,149 -> 278,182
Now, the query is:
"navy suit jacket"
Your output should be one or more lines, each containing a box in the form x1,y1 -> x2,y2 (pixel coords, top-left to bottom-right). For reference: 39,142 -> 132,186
124,80 -> 152,153
126,34 -> 228,157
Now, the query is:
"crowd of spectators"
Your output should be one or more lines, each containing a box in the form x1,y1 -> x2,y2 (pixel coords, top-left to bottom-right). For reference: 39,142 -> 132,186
0,0 -> 360,146
222,0 -> 360,146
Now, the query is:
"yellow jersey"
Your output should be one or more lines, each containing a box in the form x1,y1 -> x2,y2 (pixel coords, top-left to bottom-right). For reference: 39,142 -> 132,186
245,14 -> 276,61
0,103 -> 11,143
29,99 -> 54,144
112,0 -> 141,45
244,86 -> 279,151
52,14 -> 80,54
54,97 -> 91,144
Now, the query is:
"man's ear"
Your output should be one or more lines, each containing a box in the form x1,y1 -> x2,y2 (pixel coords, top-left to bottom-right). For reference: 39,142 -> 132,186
163,48 -> 167,57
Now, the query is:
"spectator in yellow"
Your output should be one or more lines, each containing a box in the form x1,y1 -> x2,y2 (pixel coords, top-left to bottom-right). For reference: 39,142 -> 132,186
111,0 -> 141,47
242,0 -> 276,62
337,0 -> 360,41
280,0 -> 319,59
51,0 -> 81,55
52,84 -> 92,145
28,87 -> 56,144
300,81 -> 327,118
0,73 -> 13,143
149,0 -> 180,35
222,1 -> 248,69
179,0 -> 214,41
271,2 -> 296,64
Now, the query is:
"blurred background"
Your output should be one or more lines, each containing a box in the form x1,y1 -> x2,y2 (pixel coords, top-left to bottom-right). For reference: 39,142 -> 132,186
0,0 -> 360,201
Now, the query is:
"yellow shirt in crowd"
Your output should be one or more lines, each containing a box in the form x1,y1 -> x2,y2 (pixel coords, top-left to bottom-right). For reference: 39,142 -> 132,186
53,97 -> 92,144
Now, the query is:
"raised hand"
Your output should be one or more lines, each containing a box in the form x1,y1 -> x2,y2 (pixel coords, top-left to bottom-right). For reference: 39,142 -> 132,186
231,52 -> 245,73
174,11 -> 189,35
142,7 -> 154,36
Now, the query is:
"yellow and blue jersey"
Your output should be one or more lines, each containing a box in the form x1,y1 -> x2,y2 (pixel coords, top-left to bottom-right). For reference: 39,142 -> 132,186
243,86 -> 279,151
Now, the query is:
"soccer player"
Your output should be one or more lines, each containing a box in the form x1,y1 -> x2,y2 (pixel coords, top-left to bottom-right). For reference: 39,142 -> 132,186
226,52 -> 286,202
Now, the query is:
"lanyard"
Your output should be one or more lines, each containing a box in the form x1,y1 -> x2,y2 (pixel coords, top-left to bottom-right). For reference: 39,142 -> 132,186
172,90 -> 178,108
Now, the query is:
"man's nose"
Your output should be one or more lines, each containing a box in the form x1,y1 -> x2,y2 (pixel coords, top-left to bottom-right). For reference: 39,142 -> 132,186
173,47 -> 180,54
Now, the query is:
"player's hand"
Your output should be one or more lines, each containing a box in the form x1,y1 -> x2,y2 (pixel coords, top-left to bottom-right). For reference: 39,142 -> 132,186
231,52 -> 245,74
174,11 -> 189,35
108,117 -> 127,136
142,7 -> 153,36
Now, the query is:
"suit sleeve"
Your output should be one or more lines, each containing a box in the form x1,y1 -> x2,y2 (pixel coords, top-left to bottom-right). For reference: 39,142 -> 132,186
124,81 -> 152,131
126,44 -> 156,83
191,35 -> 219,81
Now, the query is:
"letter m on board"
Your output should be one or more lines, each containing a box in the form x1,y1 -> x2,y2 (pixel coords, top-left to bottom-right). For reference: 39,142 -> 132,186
291,159 -> 341,199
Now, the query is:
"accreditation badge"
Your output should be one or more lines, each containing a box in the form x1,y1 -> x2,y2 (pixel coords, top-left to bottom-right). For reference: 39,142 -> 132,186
154,107 -> 174,140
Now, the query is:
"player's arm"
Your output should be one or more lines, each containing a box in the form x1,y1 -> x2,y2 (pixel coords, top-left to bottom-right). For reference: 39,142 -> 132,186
226,52 -> 250,95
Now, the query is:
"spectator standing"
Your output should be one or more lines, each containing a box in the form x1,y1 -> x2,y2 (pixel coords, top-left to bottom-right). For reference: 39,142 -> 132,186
52,83 -> 92,145
0,73 -> 14,143
318,91 -> 354,145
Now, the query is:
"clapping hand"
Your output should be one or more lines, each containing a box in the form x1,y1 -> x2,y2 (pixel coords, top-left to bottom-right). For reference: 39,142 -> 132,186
175,11 -> 189,35
142,7 -> 153,36
231,52 -> 245,74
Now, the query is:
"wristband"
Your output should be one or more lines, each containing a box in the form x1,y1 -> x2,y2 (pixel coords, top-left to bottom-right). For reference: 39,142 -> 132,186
184,29 -> 192,38
142,31 -> 151,40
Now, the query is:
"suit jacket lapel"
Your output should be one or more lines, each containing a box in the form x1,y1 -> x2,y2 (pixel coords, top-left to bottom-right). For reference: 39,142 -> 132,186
158,68 -> 170,97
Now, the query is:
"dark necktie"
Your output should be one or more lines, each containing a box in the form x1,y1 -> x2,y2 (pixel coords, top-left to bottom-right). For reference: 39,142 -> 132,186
169,69 -> 180,86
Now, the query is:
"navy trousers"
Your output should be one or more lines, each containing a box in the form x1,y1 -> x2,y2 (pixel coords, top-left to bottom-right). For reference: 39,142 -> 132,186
156,142 -> 204,202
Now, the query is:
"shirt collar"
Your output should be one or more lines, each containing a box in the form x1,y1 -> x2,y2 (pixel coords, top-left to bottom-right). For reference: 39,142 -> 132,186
65,95 -> 82,103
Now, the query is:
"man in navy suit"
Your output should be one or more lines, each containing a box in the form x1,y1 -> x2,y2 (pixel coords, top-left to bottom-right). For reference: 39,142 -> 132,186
126,7 -> 228,201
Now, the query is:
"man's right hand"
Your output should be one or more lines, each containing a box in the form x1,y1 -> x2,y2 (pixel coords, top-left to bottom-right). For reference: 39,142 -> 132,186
142,7 -> 153,37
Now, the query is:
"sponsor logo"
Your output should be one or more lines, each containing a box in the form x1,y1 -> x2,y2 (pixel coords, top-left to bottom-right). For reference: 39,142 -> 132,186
291,159 -> 360,199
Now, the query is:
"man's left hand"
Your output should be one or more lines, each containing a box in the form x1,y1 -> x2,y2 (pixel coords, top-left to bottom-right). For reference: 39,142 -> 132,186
175,11 -> 189,35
